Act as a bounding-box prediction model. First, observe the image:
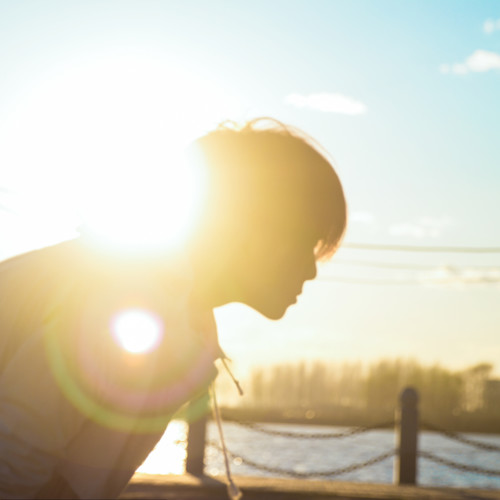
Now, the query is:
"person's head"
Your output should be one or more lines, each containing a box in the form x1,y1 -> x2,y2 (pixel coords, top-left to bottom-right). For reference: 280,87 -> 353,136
187,117 -> 347,319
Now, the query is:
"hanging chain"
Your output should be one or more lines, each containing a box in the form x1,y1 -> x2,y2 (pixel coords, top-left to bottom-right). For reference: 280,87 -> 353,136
207,440 -> 395,478
419,451 -> 500,477
421,420 -> 500,453
230,420 -> 395,439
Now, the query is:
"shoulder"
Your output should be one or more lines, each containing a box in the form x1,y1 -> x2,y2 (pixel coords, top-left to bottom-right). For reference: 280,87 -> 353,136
0,240 -> 84,357
0,239 -> 82,281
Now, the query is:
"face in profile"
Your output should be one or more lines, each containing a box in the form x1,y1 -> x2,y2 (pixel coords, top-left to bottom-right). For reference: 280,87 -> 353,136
234,228 -> 319,320
190,120 -> 346,318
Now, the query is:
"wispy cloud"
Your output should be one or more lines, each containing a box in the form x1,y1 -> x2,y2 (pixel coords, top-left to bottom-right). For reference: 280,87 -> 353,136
440,49 -> 500,74
350,211 -> 375,225
421,265 -> 500,287
484,18 -> 500,34
348,211 -> 379,235
285,92 -> 367,115
389,216 -> 454,239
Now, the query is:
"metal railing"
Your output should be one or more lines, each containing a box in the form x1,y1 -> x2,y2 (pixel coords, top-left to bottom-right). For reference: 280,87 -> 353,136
185,387 -> 500,485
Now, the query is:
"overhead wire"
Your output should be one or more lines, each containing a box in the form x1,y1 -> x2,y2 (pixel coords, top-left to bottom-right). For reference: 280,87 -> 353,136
331,259 -> 500,272
317,275 -> 500,286
334,259 -> 445,271
317,276 -> 423,286
342,242 -> 500,254
319,242 -> 500,286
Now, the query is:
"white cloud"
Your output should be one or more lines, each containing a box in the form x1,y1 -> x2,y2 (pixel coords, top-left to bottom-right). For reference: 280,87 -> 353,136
417,216 -> 454,237
389,222 -> 426,239
440,49 -> 500,74
452,63 -> 469,75
348,211 -> 379,235
484,18 -> 500,34
389,216 -> 453,239
350,211 -> 375,224
421,265 -> 500,287
285,92 -> 367,115
466,49 -> 500,71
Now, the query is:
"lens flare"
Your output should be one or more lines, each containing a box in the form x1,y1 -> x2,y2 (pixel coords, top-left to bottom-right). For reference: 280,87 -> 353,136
111,309 -> 163,354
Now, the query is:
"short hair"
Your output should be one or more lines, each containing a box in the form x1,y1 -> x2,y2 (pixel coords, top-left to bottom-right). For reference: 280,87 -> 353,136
190,117 -> 347,260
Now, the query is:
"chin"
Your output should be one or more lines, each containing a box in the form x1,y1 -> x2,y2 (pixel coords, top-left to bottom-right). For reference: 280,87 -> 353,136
242,293 -> 296,320
256,301 -> 292,321
262,310 -> 286,320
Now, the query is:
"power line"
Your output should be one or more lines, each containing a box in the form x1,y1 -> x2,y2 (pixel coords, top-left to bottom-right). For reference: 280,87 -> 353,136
342,242 -> 500,254
317,276 -> 420,286
334,259 -> 437,271
333,259 -> 500,272
317,275 -> 500,286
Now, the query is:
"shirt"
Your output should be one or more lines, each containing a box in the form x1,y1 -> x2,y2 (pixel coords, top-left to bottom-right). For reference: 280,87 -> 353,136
0,239 -> 220,498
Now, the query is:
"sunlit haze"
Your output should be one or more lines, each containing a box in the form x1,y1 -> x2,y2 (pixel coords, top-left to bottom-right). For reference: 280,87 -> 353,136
1,0 -> 499,377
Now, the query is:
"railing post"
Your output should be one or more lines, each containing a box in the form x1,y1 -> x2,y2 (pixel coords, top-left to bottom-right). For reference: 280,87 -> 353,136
185,395 -> 209,476
394,387 -> 419,485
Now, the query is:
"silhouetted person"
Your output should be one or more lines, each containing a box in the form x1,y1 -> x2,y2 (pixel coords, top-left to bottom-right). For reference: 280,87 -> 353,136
0,118 -> 346,498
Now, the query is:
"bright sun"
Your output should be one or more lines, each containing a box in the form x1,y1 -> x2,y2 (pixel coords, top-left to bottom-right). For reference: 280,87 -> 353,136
0,51 -> 240,257
111,308 -> 164,354
80,149 -> 206,255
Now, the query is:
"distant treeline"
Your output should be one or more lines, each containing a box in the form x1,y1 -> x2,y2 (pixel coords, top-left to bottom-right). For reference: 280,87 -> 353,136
221,359 -> 500,433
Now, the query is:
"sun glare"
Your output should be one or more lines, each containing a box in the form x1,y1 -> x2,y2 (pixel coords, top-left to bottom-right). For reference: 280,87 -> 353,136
111,309 -> 164,354
80,151 -> 206,255
0,52 -> 241,257
137,420 -> 187,474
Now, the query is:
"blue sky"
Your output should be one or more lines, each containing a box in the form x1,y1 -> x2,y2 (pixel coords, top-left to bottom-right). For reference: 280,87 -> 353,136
1,0 -> 499,377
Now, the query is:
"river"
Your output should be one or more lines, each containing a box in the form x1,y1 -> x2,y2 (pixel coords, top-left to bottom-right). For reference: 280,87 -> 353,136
138,420 -> 500,490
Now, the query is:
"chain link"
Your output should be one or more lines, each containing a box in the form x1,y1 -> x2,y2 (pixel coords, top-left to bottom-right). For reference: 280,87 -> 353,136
421,420 -> 500,453
419,451 -> 500,477
230,420 -> 395,439
207,440 -> 395,478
